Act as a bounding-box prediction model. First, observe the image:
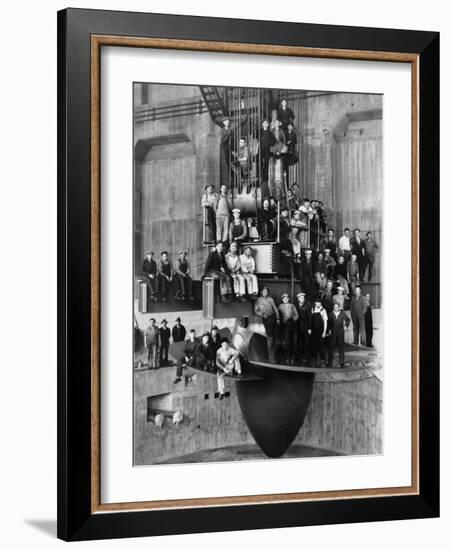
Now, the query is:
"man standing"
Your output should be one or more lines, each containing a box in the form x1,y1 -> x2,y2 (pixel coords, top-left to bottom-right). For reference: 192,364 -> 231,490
327,303 -> 351,368
335,256 -> 350,297
279,206 -> 293,257
300,248 -> 315,299
323,229 -> 338,260
203,241 -> 233,302
201,184 -> 217,244
216,338 -> 242,399
323,248 -> 336,279
141,251 -> 158,302
220,115 -> 233,188
234,137 -> 249,183
363,231 -> 379,282
350,228 -> 366,280
321,279 -> 335,314
215,184 -> 231,244
310,298 -> 328,367
157,251 -> 174,302
277,99 -> 296,135
347,253 -> 360,295
365,293 -> 374,348
350,286 -> 368,346
338,228 -> 352,264
229,208 -> 247,243
240,246 -> 259,296
145,318 -> 159,369
173,329 -> 198,384
171,317 -> 186,343
259,118 -> 276,200
278,293 -> 299,364
159,319 -> 170,366
254,286 -> 280,362
314,251 -> 328,291
296,292 -> 312,364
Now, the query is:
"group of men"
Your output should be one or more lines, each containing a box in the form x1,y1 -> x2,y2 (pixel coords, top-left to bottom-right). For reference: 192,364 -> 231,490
254,285 -> 374,368
172,326 -> 242,400
141,249 -> 195,302
144,316 -> 187,368
203,241 -> 259,302
219,99 -> 299,191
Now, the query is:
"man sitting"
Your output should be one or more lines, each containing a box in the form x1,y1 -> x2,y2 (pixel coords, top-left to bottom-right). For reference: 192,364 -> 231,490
239,246 -> 259,296
203,242 -> 233,302
173,329 -> 199,384
174,250 -> 194,301
194,332 -> 214,371
216,338 -> 242,399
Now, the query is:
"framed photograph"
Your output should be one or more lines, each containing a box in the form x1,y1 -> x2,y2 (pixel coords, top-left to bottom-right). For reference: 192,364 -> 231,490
57,8 -> 439,541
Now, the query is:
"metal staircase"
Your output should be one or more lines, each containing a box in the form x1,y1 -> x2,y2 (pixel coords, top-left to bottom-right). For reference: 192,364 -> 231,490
199,86 -> 226,126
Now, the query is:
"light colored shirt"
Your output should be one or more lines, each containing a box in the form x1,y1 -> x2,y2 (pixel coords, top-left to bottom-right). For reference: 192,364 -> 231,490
254,296 -> 279,320
240,254 -> 256,274
225,253 -> 241,273
339,235 -> 351,251
216,195 -> 230,217
201,192 -> 217,209
216,347 -> 239,369
278,303 -> 299,323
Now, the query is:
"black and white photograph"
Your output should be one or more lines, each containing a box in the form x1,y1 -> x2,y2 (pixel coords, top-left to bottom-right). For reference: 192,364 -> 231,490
133,83 -> 383,465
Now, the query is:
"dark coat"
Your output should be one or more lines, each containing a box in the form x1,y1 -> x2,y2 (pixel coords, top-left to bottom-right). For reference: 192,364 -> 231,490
259,129 -> 276,159
142,257 -> 157,276
172,324 -> 186,342
194,343 -> 211,369
328,310 -> 350,340
204,250 -> 229,274
183,338 -> 199,358
296,304 -> 312,332
350,295 -> 368,318
277,107 -> 295,128
350,237 -> 365,258
300,258 -> 314,281
159,327 -> 170,346
286,130 -> 297,154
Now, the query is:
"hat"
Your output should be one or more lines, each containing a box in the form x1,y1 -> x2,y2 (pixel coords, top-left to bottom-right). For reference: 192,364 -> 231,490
221,337 -> 230,344
201,331 -> 210,338
161,250 -> 168,256
145,251 -> 154,255
205,184 -> 214,191
304,248 -> 312,254
178,250 -> 188,255
261,118 -> 269,124
337,286 -> 344,291
324,248 -> 331,253
232,208 -> 241,214
296,292 -> 306,299
280,205 -> 289,212
211,325 -> 219,331
175,317 -> 181,322
281,293 -> 289,300
244,246 -> 252,252
314,295 -> 322,303
161,319 -> 167,324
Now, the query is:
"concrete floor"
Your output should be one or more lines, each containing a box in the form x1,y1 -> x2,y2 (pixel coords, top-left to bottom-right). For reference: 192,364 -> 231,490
157,444 -> 342,464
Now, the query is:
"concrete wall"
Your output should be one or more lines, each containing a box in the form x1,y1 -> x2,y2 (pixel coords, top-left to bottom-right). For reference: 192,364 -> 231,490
134,365 -> 382,465
134,83 -> 221,278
